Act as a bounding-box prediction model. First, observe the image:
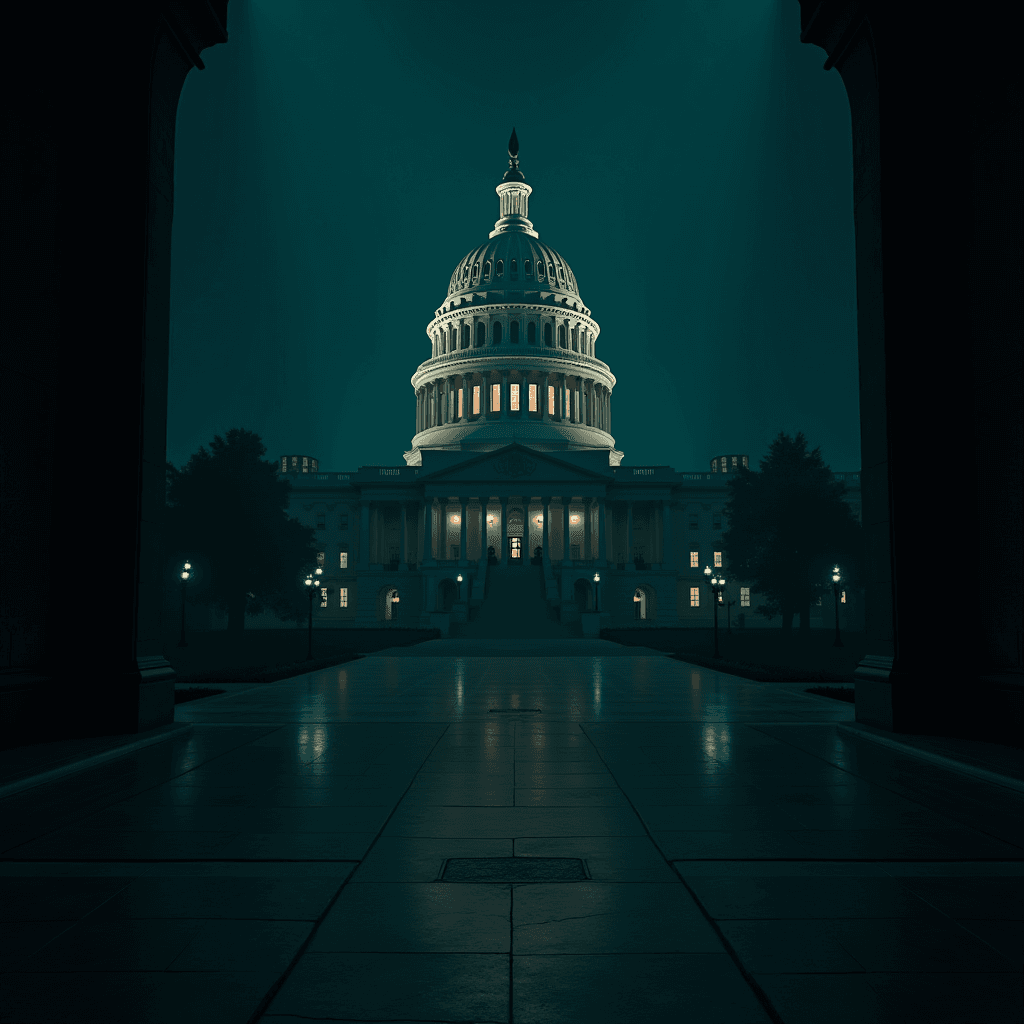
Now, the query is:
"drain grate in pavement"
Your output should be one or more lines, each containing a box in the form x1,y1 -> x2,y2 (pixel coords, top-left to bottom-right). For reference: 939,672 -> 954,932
488,708 -> 541,713
440,857 -> 589,882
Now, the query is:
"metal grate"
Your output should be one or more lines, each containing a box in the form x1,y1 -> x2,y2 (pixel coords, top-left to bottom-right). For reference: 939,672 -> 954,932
439,857 -> 589,882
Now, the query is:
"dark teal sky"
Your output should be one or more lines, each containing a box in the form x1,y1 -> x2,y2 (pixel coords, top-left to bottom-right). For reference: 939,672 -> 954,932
169,0 -> 858,474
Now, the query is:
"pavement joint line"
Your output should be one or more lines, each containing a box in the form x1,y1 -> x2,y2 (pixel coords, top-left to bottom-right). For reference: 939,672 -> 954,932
0,724 -> 194,800
836,723 -> 1024,795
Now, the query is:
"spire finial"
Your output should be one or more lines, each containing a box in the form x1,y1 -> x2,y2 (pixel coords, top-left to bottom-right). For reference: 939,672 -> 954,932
503,127 -> 525,182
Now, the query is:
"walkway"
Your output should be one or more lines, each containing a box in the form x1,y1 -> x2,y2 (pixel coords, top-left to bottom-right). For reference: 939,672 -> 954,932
456,562 -> 570,639
1,641 -> 1021,1023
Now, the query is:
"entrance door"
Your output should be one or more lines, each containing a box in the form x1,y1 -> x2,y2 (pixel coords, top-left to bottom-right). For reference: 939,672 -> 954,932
508,537 -> 522,560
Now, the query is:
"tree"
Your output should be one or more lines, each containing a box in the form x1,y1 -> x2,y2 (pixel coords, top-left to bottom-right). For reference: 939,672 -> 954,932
165,428 -> 319,632
722,431 -> 864,636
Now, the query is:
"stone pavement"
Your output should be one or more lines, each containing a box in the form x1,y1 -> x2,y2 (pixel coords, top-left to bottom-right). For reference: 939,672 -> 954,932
1,640 -> 1021,1023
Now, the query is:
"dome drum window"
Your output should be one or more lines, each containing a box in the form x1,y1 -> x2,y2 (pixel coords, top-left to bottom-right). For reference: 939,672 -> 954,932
492,321 -> 502,345
483,260 -> 491,281
510,320 -> 520,344
476,323 -> 485,347
496,259 -> 504,278
544,323 -> 552,347
525,259 -> 532,277
510,259 -> 517,279
527,321 -> 536,345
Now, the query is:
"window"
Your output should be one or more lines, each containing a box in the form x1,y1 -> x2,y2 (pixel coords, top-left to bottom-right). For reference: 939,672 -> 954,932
548,385 -> 555,415
463,324 -> 470,348
713,513 -> 722,530
557,265 -> 564,282
491,383 -> 500,411
690,587 -> 700,607
511,383 -> 520,411
741,587 -> 750,607
714,551 -> 722,567
458,388 -> 463,418
742,456 -> 748,468
472,262 -> 479,282
473,385 -> 480,414
340,550 -> 348,568
496,259 -> 504,277
511,259 -> 517,278
510,320 -> 519,344
717,592 -> 723,604
476,323 -> 485,346
280,457 -> 287,473
544,323 -> 552,346
493,321 -> 502,345
316,513 -> 325,530
528,321 -> 536,345
732,456 -> 738,469
340,514 -> 348,530
558,324 -> 566,347
529,383 -> 537,411
690,551 -> 699,568
483,260 -> 491,280
548,262 -> 555,279
339,587 -> 348,608
320,587 -> 328,609
537,261 -> 544,279
841,590 -> 847,604
317,551 -> 325,566
689,514 -> 698,530
525,258 -> 532,277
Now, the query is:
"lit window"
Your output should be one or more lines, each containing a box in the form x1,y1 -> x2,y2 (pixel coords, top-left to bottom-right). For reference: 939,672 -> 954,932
491,383 -> 500,411
741,587 -> 750,607
718,592 -> 723,604
511,384 -> 520,411
529,383 -> 537,411
319,587 -> 328,608
732,456 -> 738,469
291,457 -> 298,469
742,456 -> 748,467
714,551 -> 722,567
690,551 -> 699,568
316,513 -> 326,530
690,587 -> 700,607
473,385 -> 480,414
339,587 -> 348,608
280,457 -> 287,473
525,259 -> 532,276
458,388 -> 463,418
548,385 -> 555,415
340,551 -> 348,568
841,591 -> 847,604
450,514 -> 461,525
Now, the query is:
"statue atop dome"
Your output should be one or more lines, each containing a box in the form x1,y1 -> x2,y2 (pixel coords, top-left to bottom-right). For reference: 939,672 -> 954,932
503,127 -> 525,183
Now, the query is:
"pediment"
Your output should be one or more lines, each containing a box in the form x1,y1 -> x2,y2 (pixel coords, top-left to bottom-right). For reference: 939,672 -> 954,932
418,444 -> 611,485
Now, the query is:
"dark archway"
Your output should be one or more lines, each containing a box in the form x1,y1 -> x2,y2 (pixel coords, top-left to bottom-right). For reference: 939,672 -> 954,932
574,578 -> 593,613
437,578 -> 458,613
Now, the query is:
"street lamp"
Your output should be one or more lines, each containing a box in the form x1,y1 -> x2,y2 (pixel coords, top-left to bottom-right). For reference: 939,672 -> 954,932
593,571 -> 601,612
177,560 -> 191,647
831,566 -> 844,648
304,566 -> 324,660
456,573 -> 463,601
391,591 -> 400,622
704,566 -> 726,659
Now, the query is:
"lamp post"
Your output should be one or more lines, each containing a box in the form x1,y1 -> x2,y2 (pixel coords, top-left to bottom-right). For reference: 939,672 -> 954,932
831,566 -> 844,648
304,566 -> 324,660
456,573 -> 463,602
726,598 -> 736,635
391,591 -> 400,621
704,566 -> 726,659
593,571 -> 601,612
177,560 -> 191,647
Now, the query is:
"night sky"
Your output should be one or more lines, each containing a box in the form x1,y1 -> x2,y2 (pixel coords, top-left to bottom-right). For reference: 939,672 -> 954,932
168,0 -> 859,475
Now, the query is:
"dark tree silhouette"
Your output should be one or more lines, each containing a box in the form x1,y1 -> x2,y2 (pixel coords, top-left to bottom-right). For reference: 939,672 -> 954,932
165,429 -> 319,632
722,431 -> 864,636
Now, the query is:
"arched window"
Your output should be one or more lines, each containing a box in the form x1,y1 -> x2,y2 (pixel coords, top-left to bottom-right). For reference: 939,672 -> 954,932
557,265 -> 565,283
472,263 -> 479,282
483,260 -> 491,280
510,259 -> 517,279
525,258 -> 532,277
544,323 -> 552,347
433,331 -> 438,354
476,323 -> 485,347
536,261 -> 544,279
527,321 -> 536,345
558,324 -> 566,347
496,259 -> 504,277
548,263 -> 555,280
462,324 -> 470,348
492,321 -> 502,345
510,320 -> 519,344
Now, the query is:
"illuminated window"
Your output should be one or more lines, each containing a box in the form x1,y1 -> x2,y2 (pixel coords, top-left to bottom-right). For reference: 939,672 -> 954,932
742,456 -> 748,468
458,388 -> 463,418
569,513 -> 581,525
339,587 -> 348,608
491,383 -> 500,411
548,385 -> 555,415
525,258 -> 532,276
511,384 -> 520,411
473,385 -> 480,414
732,456 -> 738,469
690,587 -> 700,607
320,587 -> 328,608
714,551 -> 722,567
689,514 -> 698,530
717,592 -> 723,604
340,514 -> 348,530
340,551 -> 348,569
316,513 -> 325,530
841,591 -> 847,604
690,551 -> 699,568
291,456 -> 298,469
280,457 -> 287,473
741,587 -> 750,607
528,322 -> 536,345
529,383 -> 537,411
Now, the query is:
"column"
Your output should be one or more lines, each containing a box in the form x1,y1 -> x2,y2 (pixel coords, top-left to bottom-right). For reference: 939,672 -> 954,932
597,499 -> 608,566
562,498 -> 571,565
584,497 -> 593,560
500,496 -> 508,561
501,370 -> 509,418
483,370 -> 492,415
558,374 -> 567,421
625,501 -> 634,565
399,502 -> 409,569
358,500 -> 371,568
421,499 -> 435,565
662,499 -> 673,569
542,497 -> 551,563
459,496 -> 468,565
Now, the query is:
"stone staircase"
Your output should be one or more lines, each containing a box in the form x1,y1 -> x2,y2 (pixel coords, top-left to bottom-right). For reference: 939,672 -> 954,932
453,562 -> 573,639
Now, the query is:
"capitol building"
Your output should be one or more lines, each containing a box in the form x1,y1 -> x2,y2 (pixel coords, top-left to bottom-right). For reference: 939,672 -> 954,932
259,133 -> 862,635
